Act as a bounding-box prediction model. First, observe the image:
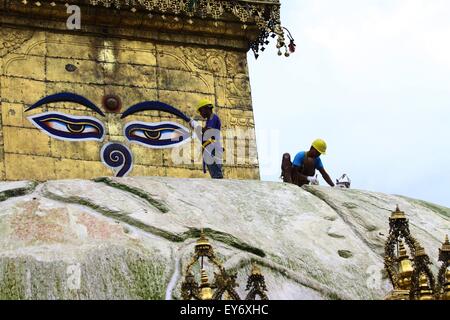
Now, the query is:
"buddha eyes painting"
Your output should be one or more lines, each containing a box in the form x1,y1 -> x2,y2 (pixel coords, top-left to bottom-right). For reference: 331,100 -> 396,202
26,92 -> 193,177
28,112 -> 106,141
124,121 -> 191,149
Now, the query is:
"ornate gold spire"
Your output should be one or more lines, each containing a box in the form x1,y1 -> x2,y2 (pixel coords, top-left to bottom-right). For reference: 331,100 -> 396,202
437,234 -> 450,299
198,269 -> 213,300
443,269 -> 450,300
410,241 -> 436,300
384,205 -> 418,299
251,262 -> 262,276
181,231 -> 269,300
414,242 -> 427,257
418,274 -> 434,300
390,205 -> 406,220
195,229 -> 214,258
196,229 -> 211,247
245,262 -> 268,300
397,241 -> 413,290
440,235 -> 450,253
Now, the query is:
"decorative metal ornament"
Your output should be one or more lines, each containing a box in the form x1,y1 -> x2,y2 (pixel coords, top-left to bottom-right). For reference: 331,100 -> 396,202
442,269 -> 450,300
180,230 -> 269,300
383,205 -> 448,300
409,243 -> 436,300
245,263 -> 269,300
211,269 -> 241,300
12,0 -> 295,58
87,0 -> 292,59
437,235 -> 450,299
384,205 -> 417,292
396,241 -> 413,291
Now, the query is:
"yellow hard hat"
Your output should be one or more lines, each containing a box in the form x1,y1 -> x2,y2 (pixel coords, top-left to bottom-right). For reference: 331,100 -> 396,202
311,139 -> 327,155
196,99 -> 214,112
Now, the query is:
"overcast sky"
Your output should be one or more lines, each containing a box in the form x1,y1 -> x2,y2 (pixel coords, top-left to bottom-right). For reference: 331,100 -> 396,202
247,0 -> 450,208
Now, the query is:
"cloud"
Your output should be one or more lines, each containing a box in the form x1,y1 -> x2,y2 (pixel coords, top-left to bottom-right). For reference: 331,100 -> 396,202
303,0 -> 450,72
248,0 -> 450,207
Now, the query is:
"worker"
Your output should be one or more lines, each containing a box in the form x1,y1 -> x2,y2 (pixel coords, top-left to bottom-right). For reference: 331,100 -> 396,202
282,139 -> 335,187
189,99 -> 223,179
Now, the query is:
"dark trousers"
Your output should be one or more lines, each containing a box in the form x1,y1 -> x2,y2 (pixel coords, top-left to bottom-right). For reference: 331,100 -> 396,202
207,163 -> 223,179
281,153 -> 315,187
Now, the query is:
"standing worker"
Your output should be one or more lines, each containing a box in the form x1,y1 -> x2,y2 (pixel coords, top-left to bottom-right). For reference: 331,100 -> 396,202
189,99 -> 224,179
281,139 -> 335,187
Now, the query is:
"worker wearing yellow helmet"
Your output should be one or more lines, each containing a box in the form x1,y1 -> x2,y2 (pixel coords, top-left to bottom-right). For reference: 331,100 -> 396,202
189,98 -> 223,179
282,139 -> 335,187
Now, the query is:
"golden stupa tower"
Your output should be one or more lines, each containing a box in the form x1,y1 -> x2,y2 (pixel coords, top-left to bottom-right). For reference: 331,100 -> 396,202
0,0 -> 290,180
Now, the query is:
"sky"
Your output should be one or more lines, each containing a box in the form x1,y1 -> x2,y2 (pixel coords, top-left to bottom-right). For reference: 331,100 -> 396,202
247,0 -> 450,208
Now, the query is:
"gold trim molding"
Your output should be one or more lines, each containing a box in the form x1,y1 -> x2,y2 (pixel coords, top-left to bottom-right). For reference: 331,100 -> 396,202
3,0 -> 291,58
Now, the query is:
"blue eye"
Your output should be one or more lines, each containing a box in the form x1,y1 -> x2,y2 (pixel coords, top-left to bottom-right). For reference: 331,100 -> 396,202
124,121 -> 191,149
28,112 -> 105,141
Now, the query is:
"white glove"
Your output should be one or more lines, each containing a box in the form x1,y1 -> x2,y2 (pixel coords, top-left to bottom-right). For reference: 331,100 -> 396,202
307,176 -> 319,185
189,119 -> 200,129
189,119 -> 203,141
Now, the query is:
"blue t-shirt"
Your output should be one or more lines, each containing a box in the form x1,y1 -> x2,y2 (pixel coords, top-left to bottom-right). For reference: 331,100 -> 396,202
203,114 -> 222,145
202,114 -> 222,172
205,114 -> 221,131
292,151 -> 324,170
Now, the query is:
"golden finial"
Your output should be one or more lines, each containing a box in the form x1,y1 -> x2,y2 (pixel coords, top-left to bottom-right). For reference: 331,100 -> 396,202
201,269 -> 209,284
418,274 -> 434,300
251,263 -> 262,276
441,235 -> 450,252
443,269 -> 450,300
398,241 -> 408,258
439,234 -> 450,263
390,205 -> 406,220
197,229 -> 209,244
397,241 -> 413,290
199,269 -> 213,300
415,242 -> 427,257
195,229 -> 212,254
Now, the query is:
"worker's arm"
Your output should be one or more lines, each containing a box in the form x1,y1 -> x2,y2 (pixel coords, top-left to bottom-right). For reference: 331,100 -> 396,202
189,119 -> 203,141
318,167 -> 335,187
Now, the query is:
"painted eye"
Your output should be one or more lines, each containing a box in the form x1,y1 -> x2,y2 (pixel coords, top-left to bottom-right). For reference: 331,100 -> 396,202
124,121 -> 191,149
28,112 -> 105,141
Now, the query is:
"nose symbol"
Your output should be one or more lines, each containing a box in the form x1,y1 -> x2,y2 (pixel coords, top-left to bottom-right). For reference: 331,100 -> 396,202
100,142 -> 133,177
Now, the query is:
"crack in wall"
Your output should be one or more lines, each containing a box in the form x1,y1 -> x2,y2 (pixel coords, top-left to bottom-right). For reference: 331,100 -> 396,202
224,254 -> 353,300
41,187 -> 184,242
93,177 -> 170,213
41,186 -> 266,258
0,181 -> 38,202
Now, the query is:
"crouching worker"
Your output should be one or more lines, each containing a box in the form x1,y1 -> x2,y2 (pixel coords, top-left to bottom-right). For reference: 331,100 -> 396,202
281,139 -> 335,187
189,99 -> 224,179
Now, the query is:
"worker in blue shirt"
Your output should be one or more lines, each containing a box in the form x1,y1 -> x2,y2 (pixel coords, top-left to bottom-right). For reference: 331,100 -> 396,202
282,139 -> 335,187
189,99 -> 223,179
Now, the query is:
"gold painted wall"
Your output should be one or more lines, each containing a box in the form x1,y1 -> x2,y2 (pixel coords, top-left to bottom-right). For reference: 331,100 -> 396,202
0,7 -> 261,181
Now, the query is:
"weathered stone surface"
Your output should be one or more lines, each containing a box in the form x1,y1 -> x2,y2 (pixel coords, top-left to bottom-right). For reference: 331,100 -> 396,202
0,177 -> 448,300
